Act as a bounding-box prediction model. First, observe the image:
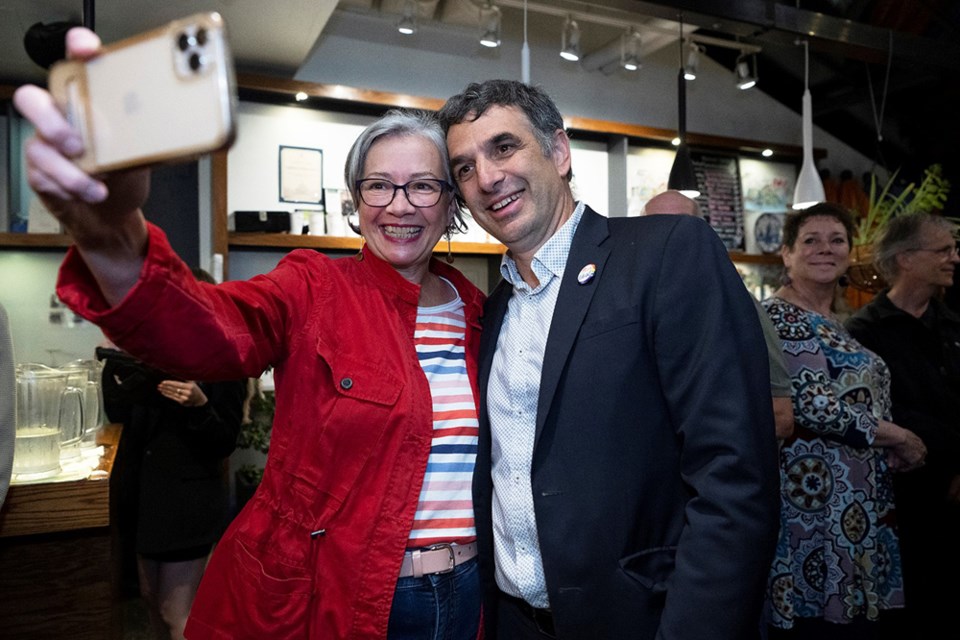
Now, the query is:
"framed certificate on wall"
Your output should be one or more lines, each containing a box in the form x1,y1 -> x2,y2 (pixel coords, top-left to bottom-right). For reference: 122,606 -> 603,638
278,145 -> 324,205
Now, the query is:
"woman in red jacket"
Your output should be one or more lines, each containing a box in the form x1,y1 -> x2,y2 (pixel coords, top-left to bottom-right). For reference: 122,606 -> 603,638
15,27 -> 484,639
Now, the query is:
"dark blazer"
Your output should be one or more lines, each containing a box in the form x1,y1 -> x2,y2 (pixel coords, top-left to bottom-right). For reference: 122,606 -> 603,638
475,209 -> 780,639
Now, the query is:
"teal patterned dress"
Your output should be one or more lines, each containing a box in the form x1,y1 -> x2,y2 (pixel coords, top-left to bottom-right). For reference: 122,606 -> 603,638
762,297 -> 905,628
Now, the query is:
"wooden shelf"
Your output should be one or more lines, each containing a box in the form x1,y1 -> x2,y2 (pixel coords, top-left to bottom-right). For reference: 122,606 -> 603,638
728,251 -> 782,265
228,232 -> 506,256
0,232 -> 73,248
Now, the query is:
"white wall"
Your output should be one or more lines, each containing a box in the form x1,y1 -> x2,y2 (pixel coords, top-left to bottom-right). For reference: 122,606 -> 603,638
0,252 -> 105,365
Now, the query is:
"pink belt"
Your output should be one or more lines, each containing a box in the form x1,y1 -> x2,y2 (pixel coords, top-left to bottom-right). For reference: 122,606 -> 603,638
398,542 -> 478,578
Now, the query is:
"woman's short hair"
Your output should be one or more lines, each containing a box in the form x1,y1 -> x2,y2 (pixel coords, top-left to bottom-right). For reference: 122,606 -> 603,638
344,109 -> 463,232
874,213 -> 956,282
781,202 -> 856,250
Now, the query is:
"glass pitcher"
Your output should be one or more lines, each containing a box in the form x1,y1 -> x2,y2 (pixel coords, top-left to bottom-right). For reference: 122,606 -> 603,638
13,363 -> 84,479
62,359 -> 105,448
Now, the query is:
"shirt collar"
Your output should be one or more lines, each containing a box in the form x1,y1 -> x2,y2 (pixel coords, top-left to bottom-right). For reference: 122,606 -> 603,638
499,201 -> 586,291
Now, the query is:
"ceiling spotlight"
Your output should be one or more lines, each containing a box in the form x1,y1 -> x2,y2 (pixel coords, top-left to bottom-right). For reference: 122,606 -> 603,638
684,42 -> 703,80
560,15 -> 581,62
671,136 -> 681,146
397,0 -> 418,35
620,28 -> 642,71
735,51 -> 758,90
294,91 -> 308,102
479,2 -> 501,48
761,148 -> 773,157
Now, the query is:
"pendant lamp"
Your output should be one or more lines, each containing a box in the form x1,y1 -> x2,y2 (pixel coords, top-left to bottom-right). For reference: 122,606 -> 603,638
792,40 -> 825,209
667,16 -> 700,198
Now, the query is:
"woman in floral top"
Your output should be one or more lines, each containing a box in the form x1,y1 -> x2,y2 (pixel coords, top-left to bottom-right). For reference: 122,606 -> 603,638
763,203 -> 926,639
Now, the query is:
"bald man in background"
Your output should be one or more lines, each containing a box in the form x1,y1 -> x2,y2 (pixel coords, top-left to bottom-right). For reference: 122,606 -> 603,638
642,191 -> 794,440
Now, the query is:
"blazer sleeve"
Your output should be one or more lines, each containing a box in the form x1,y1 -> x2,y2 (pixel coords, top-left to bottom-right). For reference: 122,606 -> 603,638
652,218 -> 781,640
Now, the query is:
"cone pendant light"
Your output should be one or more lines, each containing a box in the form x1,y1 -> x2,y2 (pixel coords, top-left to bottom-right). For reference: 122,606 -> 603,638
792,41 -> 825,209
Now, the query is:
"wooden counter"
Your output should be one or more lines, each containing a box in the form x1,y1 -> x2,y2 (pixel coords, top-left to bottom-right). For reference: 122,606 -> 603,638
0,424 -> 123,640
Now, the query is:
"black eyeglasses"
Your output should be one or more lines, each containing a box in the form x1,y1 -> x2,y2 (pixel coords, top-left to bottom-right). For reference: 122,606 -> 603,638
909,243 -> 960,259
355,178 -> 452,208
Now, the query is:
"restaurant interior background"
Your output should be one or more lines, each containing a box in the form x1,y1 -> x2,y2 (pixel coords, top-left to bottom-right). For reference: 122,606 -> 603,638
0,0 -> 957,388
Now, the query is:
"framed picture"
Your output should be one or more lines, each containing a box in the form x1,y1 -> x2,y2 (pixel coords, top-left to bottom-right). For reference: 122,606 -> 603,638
278,145 -> 324,205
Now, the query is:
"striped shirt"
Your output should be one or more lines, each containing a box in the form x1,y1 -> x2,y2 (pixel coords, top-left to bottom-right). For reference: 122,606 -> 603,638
407,284 -> 479,547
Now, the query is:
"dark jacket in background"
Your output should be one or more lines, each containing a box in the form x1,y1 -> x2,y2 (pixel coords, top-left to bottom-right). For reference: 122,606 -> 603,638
102,356 -> 245,555
846,291 -> 960,631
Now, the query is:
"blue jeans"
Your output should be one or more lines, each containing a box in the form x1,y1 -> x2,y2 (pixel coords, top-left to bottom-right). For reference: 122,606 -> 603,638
387,556 -> 481,640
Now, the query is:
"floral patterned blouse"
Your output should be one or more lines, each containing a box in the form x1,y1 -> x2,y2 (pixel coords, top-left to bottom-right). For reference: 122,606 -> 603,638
762,297 -> 905,628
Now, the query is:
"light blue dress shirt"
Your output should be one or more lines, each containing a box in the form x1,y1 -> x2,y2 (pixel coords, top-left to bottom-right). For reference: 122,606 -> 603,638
487,202 -> 585,608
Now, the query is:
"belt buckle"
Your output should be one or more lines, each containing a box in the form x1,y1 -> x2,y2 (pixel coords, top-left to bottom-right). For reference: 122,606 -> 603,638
426,542 -> 456,574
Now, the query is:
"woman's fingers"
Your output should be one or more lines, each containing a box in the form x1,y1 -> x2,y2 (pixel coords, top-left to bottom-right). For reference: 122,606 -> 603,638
12,85 -> 84,156
23,136 -> 107,204
65,26 -> 102,60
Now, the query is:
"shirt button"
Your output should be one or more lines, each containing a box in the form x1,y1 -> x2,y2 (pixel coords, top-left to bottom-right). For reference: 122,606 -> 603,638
340,377 -> 353,390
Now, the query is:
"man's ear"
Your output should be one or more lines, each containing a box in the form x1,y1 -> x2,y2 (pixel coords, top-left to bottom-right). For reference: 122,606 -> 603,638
551,128 -> 572,177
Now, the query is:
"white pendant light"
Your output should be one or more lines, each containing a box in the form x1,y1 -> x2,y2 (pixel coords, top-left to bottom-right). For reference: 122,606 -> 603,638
792,40 -> 825,209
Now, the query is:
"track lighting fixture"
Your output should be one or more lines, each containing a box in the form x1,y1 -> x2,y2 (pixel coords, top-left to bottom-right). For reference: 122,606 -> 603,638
735,51 -> 758,90
620,28 -> 642,72
683,41 -> 702,80
397,0 -> 418,36
479,2 -> 501,48
560,15 -> 581,62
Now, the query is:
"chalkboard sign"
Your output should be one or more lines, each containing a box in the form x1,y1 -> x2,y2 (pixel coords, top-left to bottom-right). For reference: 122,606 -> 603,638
691,152 -> 744,251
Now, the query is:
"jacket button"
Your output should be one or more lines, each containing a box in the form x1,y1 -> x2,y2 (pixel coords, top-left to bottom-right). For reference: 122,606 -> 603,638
340,377 -> 353,390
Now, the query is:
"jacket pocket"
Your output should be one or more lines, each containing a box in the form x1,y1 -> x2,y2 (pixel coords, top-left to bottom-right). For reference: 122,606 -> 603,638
579,305 -> 640,341
619,545 -> 677,593
277,339 -> 404,518
191,534 -> 313,639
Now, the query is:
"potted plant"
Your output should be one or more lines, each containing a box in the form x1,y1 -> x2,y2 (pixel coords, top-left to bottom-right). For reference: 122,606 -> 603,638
234,377 -> 274,511
848,164 -> 951,293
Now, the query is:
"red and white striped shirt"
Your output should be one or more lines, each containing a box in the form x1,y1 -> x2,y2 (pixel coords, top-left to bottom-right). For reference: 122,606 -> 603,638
407,291 -> 479,547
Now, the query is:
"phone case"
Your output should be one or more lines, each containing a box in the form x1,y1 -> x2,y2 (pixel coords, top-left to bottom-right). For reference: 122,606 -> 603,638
48,12 -> 237,173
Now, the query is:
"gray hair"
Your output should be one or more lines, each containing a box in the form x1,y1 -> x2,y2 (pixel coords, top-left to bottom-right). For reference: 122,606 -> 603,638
437,79 -> 572,182
344,109 -> 464,232
874,213 -> 957,282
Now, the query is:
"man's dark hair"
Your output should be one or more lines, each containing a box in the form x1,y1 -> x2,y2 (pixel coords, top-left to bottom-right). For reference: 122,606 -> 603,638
438,79 -> 572,182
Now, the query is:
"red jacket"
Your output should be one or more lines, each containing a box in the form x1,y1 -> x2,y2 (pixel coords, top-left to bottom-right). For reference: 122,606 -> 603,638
58,224 -> 485,638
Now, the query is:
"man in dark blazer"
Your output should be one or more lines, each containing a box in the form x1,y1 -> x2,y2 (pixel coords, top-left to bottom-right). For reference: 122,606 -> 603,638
439,80 -> 780,639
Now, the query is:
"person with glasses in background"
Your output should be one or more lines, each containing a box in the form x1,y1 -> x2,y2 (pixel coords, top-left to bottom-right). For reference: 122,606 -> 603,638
846,213 -> 960,638
13,27 -> 484,639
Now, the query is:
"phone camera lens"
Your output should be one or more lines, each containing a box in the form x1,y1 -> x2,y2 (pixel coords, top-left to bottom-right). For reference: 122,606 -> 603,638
196,28 -> 208,46
189,53 -> 203,72
177,33 -> 190,51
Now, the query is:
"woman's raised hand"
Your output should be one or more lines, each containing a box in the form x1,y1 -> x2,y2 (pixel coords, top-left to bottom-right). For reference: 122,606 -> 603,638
13,27 -> 151,305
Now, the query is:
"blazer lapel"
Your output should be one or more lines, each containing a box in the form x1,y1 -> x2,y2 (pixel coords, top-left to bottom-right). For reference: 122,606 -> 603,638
535,208 -> 611,448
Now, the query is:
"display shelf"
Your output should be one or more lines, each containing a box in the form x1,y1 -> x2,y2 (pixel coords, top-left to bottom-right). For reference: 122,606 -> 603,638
0,232 -> 73,248
228,232 -> 505,255
728,251 -> 782,265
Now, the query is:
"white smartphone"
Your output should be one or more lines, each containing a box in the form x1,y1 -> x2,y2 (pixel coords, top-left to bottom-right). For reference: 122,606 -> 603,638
48,12 -> 237,174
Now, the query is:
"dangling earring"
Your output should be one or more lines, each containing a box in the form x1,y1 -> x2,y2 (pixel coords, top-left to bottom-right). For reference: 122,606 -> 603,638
445,230 -> 454,264
838,273 -> 849,288
780,270 -> 792,287
356,236 -> 364,261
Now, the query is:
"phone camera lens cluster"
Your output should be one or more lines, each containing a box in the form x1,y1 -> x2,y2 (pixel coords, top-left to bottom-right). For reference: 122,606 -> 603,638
175,27 -> 210,74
